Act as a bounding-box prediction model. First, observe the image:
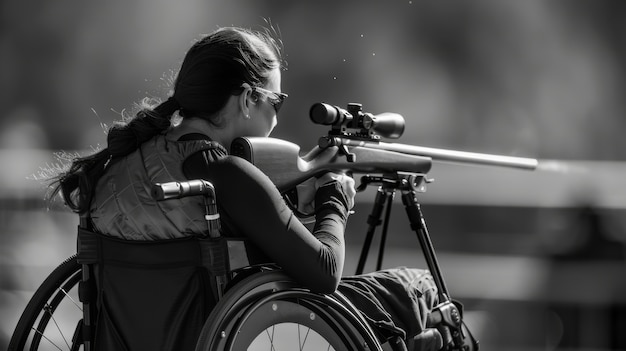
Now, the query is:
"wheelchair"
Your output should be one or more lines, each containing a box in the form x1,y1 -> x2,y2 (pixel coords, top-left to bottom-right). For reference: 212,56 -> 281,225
9,178 -> 478,351
8,180 -> 385,351
7,256 -> 384,350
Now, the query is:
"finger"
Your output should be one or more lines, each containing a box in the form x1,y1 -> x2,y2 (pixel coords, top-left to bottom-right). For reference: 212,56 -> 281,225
317,172 -> 353,188
315,172 -> 339,187
345,176 -> 356,210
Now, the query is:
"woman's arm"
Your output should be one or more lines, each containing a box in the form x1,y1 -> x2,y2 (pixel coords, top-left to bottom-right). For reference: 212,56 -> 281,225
183,152 -> 349,293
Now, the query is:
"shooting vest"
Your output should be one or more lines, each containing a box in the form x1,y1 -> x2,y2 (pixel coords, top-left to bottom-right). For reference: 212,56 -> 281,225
90,134 -> 227,240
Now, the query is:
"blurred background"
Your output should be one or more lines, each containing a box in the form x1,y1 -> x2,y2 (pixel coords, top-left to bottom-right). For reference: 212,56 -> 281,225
1,0 -> 626,349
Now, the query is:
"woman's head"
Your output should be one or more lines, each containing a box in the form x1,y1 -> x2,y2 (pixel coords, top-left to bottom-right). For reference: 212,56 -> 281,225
108,26 -> 286,158
174,27 -> 286,128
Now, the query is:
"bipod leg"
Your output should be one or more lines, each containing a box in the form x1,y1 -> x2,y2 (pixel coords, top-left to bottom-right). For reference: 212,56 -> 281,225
400,187 -> 449,301
376,193 -> 395,271
400,177 -> 477,350
355,186 -> 394,275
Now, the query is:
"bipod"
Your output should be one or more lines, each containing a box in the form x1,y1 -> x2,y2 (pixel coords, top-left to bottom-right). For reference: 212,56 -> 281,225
356,172 -> 479,351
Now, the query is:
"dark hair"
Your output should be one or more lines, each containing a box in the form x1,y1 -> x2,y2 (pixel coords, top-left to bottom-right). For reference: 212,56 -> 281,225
175,27 -> 285,124
51,26 -> 285,213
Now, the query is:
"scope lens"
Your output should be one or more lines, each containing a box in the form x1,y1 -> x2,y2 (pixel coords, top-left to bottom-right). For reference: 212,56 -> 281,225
365,113 -> 405,139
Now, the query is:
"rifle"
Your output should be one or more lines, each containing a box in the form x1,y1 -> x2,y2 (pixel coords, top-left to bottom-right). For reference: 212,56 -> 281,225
231,102 -> 538,194
230,102 -> 536,350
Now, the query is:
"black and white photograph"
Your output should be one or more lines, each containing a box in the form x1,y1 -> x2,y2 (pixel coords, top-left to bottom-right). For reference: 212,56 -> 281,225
2,1 -> 625,350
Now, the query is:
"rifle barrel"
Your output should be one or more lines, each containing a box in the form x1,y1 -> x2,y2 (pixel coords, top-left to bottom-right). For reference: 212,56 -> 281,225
336,137 -> 538,170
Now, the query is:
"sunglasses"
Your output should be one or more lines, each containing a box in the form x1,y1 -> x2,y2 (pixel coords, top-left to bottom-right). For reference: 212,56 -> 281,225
251,86 -> 288,113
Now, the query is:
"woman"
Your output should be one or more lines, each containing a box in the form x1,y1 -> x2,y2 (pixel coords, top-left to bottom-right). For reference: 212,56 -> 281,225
54,26 -> 443,350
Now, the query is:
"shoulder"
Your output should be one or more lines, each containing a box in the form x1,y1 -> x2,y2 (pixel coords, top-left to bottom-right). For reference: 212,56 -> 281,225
209,155 -> 280,195
210,155 -> 269,182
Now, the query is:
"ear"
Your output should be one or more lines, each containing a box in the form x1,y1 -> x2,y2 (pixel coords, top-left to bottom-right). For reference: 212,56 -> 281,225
239,83 -> 254,119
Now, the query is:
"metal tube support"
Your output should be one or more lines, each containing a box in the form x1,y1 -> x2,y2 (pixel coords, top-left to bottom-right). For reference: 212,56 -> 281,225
376,190 -> 395,271
356,186 -> 391,275
400,187 -> 450,303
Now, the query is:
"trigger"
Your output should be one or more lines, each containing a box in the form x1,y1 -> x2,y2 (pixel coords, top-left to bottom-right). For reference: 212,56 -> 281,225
283,188 -> 316,224
284,188 -> 298,208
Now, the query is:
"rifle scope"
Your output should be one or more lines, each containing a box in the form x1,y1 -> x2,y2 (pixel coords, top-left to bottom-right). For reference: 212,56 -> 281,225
310,102 -> 405,139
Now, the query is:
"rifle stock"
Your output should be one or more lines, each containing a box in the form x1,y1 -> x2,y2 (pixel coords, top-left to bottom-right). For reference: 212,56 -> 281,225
231,137 -> 432,193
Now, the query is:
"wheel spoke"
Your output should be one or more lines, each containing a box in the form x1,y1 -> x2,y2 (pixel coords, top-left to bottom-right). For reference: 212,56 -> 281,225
59,287 -> 82,311
31,327 -> 64,351
45,304 -> 72,350
298,324 -> 311,350
255,323 -> 335,351
264,325 -> 276,351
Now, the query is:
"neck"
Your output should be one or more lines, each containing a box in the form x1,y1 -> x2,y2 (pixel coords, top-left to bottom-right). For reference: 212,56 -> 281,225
169,117 -> 235,152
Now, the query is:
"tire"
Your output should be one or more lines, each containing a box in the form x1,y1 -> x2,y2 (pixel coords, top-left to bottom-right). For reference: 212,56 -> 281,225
8,255 -> 83,351
195,269 -> 382,351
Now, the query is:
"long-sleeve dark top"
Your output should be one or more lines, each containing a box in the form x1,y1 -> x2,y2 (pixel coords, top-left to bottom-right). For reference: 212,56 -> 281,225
180,134 -> 350,293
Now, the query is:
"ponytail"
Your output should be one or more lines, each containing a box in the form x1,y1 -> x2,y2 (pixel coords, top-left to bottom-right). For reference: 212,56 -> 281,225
108,97 -> 179,157
51,97 -> 179,213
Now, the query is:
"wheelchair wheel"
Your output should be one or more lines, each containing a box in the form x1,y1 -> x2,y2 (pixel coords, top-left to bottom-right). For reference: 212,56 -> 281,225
8,255 -> 84,351
195,269 -> 383,351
